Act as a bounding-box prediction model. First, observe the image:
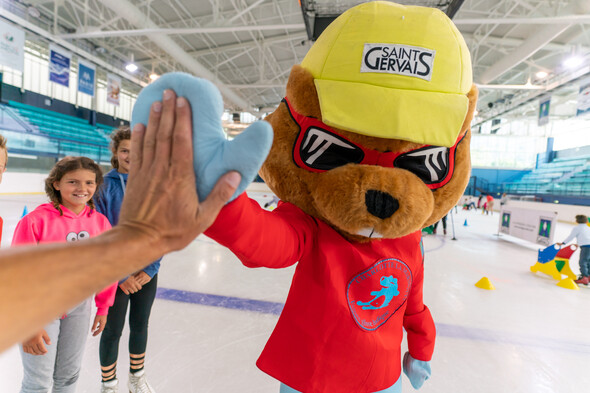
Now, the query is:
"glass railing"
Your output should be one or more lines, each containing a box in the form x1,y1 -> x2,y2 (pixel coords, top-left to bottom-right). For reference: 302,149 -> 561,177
502,176 -> 590,197
0,128 -> 110,163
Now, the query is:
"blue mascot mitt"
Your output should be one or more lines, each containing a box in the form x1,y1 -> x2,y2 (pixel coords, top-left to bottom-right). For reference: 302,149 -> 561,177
403,351 -> 431,389
131,72 -> 273,202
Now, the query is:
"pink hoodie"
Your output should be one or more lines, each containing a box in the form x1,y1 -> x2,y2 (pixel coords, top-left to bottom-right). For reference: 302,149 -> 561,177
12,203 -> 117,315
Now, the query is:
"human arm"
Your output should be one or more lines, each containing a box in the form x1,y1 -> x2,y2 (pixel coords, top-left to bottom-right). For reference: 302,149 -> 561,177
561,226 -> 580,245
11,215 -> 39,246
402,249 -> 435,389
134,270 -> 152,286
140,260 -> 160,279
119,275 -> 143,294
204,194 -> 315,268
91,315 -> 107,337
0,90 -> 240,352
22,329 -> 51,355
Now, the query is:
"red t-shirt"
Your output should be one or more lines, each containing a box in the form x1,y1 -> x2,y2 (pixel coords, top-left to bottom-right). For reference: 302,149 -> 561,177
205,194 -> 435,393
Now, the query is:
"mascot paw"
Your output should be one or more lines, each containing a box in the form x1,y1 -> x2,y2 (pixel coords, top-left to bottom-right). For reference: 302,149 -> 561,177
402,351 -> 431,389
131,72 -> 273,202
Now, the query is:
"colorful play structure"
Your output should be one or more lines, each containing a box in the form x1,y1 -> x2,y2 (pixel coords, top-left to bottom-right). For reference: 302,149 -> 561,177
530,243 -> 579,289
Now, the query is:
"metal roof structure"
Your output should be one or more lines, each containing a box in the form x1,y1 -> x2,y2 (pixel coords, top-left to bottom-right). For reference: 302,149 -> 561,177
2,0 -> 590,125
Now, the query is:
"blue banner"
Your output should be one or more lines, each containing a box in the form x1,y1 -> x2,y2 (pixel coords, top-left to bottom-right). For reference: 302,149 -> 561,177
49,44 -> 71,87
576,82 -> 590,117
538,96 -> 551,126
78,60 -> 95,97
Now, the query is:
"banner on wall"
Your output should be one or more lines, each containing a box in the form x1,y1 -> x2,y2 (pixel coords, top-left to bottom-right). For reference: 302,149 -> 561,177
499,206 -> 558,246
576,81 -> 590,117
77,59 -> 95,97
537,95 -> 551,126
106,73 -> 121,106
0,19 -> 25,72
49,44 -> 72,87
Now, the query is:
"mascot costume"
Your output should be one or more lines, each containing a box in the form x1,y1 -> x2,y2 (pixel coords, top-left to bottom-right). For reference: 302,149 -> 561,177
132,2 -> 477,392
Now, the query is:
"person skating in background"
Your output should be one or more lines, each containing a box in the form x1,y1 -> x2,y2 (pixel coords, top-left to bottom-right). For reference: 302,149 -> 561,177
485,194 -> 494,215
558,215 -> 590,285
12,156 -> 117,393
95,127 -> 161,393
432,214 -> 448,235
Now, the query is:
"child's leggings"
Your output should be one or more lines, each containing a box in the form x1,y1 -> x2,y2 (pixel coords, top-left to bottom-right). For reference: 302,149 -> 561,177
580,246 -> 590,277
99,274 -> 158,369
20,298 -> 91,393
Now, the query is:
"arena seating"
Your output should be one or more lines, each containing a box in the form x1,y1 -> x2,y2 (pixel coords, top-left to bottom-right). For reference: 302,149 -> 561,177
4,101 -> 112,162
503,155 -> 590,196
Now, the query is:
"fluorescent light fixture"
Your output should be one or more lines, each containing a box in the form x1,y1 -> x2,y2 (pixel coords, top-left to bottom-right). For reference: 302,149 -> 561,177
563,55 -> 583,69
149,73 -> 159,81
125,63 -> 138,73
535,70 -> 548,79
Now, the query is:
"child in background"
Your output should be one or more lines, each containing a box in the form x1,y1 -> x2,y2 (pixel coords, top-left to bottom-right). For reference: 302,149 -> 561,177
12,156 -> 117,393
558,214 -> 590,285
96,127 -> 161,393
0,134 -> 7,184
485,194 -> 495,215
0,134 -> 7,244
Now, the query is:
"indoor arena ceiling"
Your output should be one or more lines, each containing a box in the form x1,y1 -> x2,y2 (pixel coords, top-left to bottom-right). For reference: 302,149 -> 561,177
2,0 -> 590,125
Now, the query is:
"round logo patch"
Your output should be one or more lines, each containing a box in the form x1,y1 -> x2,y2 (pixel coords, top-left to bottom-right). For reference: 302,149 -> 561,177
347,258 -> 413,331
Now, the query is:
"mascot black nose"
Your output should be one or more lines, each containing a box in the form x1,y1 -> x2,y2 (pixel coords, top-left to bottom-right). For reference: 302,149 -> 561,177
365,190 -> 399,219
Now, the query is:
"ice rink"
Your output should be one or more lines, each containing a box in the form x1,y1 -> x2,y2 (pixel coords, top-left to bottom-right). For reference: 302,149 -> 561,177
1,190 -> 590,393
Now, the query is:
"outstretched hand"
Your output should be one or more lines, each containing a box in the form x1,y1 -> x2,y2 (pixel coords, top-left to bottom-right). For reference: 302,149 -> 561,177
118,89 -> 241,256
403,351 -> 431,389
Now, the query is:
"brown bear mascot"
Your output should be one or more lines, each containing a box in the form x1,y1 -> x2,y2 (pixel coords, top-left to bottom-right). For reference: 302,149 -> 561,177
133,2 -> 477,392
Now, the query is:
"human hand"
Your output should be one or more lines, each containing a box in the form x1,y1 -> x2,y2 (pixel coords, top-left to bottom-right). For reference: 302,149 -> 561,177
133,271 -> 151,286
118,89 -> 241,256
119,276 -> 142,294
91,315 -> 107,336
403,351 -> 431,389
22,329 -> 51,355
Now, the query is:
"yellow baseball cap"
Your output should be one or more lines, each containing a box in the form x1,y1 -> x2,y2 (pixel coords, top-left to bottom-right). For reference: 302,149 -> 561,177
301,1 -> 472,147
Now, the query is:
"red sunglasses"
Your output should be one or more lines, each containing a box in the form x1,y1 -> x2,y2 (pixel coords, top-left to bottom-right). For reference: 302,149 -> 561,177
283,97 -> 465,190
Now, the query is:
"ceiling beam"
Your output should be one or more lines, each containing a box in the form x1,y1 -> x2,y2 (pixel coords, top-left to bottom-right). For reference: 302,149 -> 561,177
97,0 -> 251,110
478,24 -> 571,84
58,24 -> 306,39
0,9 -> 147,88
454,14 -> 590,25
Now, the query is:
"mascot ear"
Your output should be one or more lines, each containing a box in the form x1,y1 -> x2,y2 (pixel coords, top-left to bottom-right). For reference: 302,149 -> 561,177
460,85 -> 479,134
131,72 -> 273,202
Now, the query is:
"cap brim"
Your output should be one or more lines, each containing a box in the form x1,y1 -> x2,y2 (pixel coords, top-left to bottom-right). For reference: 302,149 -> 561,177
314,79 -> 469,147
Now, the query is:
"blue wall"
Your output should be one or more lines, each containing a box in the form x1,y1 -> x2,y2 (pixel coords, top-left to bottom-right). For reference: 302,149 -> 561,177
471,168 -> 530,186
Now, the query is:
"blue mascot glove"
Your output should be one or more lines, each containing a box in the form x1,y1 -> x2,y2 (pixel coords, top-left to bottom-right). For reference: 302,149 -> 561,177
402,351 -> 431,389
131,72 -> 273,202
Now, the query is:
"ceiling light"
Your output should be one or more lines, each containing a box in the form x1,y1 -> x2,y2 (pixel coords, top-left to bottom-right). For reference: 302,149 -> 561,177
149,73 -> 159,81
125,63 -> 138,73
563,55 -> 583,69
535,71 -> 548,79
27,6 -> 41,18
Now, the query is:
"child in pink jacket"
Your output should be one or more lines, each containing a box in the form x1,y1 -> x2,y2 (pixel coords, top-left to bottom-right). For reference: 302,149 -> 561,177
12,156 -> 117,393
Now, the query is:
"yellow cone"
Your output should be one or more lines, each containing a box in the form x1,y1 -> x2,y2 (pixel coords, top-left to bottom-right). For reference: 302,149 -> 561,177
556,278 -> 579,290
475,277 -> 495,290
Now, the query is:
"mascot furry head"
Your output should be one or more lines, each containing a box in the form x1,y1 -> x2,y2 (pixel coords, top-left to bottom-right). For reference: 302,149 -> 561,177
132,2 -> 477,392
262,1 -> 477,241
